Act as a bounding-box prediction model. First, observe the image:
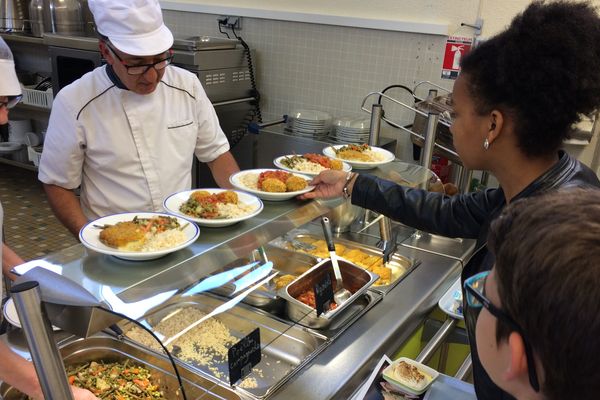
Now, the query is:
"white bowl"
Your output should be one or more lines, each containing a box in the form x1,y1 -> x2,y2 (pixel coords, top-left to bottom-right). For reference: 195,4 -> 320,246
79,212 -> 199,261
323,144 -> 395,170
383,357 -> 439,395
273,155 -> 352,176
3,298 -> 60,331
229,169 -> 314,201
163,188 -> 263,227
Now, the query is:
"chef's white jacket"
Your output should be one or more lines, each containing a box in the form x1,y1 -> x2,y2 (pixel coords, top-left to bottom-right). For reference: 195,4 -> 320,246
39,65 -> 230,220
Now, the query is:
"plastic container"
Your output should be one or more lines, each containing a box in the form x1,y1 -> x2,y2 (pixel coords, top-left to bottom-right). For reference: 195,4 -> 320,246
28,145 -> 43,167
21,86 -> 53,109
382,357 -> 439,395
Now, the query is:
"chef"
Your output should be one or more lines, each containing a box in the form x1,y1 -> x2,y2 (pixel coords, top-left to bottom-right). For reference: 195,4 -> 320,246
39,0 -> 240,236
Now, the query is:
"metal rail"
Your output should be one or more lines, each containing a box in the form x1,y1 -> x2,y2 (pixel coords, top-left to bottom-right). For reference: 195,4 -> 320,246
359,91 -> 461,163
415,318 -> 458,364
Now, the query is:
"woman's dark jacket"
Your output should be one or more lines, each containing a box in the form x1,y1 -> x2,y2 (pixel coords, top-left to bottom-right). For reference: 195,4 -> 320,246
351,151 -> 600,400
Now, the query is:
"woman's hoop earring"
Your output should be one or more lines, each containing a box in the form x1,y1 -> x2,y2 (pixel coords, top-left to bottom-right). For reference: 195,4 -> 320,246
483,138 -> 490,150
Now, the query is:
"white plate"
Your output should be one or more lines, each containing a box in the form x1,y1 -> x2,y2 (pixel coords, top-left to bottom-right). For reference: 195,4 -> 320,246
163,189 -> 264,228
79,212 -> 200,261
438,277 -> 463,319
383,357 -> 439,395
273,155 -> 352,177
323,144 -> 395,170
3,298 -> 60,331
229,169 -> 314,201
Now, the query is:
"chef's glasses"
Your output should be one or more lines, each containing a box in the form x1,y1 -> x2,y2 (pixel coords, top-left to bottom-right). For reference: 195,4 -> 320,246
0,95 -> 23,109
107,44 -> 173,76
464,271 -> 540,392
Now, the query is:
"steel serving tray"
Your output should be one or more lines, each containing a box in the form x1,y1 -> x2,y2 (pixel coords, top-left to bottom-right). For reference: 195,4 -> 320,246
279,233 -> 418,294
0,333 -> 240,400
279,258 -> 378,329
121,293 -> 328,399
210,246 -> 317,310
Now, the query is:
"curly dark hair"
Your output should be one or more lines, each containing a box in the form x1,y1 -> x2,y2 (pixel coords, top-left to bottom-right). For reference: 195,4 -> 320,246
460,1 -> 600,157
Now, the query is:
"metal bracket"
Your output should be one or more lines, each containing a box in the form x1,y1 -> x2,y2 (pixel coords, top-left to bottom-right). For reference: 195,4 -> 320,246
460,17 -> 483,36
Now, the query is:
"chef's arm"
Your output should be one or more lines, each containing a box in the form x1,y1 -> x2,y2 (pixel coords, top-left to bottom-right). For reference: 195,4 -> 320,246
43,184 -> 88,238
2,243 -> 23,281
207,151 -> 240,189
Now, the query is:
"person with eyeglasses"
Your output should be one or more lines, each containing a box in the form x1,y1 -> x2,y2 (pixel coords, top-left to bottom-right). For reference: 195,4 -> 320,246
0,36 -> 100,400
466,189 -> 600,400
38,0 -> 240,236
301,2 -> 600,399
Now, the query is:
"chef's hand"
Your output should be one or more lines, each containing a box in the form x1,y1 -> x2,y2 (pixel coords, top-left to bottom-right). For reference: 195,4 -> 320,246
72,386 -> 100,400
299,170 -> 349,200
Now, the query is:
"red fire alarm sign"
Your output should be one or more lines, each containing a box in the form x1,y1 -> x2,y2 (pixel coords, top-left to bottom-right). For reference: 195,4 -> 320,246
441,36 -> 473,80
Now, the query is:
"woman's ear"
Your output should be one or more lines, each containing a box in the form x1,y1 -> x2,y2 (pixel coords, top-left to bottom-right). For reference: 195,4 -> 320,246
486,110 -> 504,145
503,331 -> 529,381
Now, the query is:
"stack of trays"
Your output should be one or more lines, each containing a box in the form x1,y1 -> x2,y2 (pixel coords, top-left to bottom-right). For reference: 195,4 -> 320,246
284,109 -> 332,139
330,116 -> 371,143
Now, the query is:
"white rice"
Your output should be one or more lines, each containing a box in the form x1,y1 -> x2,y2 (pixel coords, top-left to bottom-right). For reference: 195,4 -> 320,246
217,202 -> 254,218
239,173 -> 260,190
140,229 -> 186,252
287,159 -> 326,173
364,149 -> 385,162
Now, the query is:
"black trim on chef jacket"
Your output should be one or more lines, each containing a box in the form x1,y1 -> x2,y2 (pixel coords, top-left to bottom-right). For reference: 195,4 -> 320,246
106,64 -> 128,90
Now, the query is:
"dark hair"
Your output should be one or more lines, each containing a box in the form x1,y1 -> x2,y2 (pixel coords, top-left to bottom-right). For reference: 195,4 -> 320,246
461,1 -> 600,157
488,189 -> 600,400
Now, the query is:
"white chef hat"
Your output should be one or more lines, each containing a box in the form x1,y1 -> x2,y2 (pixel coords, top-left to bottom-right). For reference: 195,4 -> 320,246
0,37 -> 22,97
88,0 -> 173,57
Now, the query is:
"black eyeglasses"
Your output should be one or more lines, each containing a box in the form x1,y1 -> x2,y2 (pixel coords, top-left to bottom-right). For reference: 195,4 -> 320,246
464,271 -> 540,392
106,44 -> 173,76
0,95 -> 23,109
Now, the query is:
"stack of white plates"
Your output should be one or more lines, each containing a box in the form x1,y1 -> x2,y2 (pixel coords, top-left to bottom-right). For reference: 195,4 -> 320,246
330,116 -> 371,144
284,109 -> 332,139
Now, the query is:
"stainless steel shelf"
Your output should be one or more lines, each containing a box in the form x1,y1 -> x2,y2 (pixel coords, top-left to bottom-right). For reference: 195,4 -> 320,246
0,155 -> 37,171
0,32 -> 45,45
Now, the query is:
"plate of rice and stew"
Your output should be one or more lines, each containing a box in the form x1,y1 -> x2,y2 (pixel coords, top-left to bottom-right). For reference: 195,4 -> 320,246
79,212 -> 199,261
229,168 -> 314,201
163,188 -> 264,227
273,153 -> 352,176
323,143 -> 395,169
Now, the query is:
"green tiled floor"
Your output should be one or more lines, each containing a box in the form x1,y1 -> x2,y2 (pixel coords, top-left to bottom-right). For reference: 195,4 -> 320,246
0,163 -> 78,261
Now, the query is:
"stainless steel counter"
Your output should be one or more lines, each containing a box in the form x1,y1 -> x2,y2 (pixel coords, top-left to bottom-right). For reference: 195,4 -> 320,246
2,159 -> 476,399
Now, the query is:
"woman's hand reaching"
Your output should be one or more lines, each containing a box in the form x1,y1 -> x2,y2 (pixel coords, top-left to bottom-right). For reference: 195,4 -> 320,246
299,170 -> 350,200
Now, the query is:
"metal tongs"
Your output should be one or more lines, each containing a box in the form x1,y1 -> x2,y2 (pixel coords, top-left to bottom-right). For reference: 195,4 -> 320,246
320,217 -> 352,304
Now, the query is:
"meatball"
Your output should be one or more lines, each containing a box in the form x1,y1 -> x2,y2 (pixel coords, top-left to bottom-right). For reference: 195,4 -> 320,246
329,159 -> 344,170
286,175 -> 308,192
190,190 -> 212,203
261,178 -> 287,192
216,190 -> 238,204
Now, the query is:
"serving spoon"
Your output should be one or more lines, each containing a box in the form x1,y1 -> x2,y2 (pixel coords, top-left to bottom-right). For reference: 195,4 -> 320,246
320,216 -> 352,304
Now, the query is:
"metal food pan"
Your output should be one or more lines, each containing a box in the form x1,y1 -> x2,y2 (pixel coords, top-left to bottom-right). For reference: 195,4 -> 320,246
0,333 -> 239,400
284,234 -> 417,294
278,258 -> 378,329
121,293 -> 327,399
210,245 -> 317,309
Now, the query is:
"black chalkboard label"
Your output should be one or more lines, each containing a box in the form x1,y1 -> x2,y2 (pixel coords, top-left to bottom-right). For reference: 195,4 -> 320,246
314,273 -> 334,317
228,328 -> 261,386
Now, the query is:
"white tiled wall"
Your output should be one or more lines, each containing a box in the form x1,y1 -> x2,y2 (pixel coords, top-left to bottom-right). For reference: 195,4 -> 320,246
163,10 -> 453,123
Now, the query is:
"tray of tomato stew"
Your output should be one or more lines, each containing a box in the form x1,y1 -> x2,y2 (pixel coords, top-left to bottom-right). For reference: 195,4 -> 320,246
278,257 -> 378,328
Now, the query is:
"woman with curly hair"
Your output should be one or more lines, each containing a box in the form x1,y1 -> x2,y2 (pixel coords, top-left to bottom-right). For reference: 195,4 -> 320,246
302,2 -> 600,398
